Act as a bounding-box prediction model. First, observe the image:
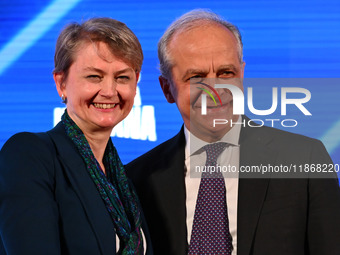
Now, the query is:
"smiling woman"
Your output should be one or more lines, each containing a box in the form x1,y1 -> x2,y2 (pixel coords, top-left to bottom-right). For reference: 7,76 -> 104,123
54,41 -> 139,150
0,18 -> 152,255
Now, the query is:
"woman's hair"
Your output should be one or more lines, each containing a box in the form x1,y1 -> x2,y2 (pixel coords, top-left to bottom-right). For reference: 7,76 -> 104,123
53,18 -> 143,81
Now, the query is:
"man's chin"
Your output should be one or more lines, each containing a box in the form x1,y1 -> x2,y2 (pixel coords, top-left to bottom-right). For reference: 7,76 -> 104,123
206,103 -> 231,114
190,119 -> 233,142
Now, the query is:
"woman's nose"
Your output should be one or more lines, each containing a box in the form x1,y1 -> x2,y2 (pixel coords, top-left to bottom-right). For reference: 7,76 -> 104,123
100,79 -> 118,97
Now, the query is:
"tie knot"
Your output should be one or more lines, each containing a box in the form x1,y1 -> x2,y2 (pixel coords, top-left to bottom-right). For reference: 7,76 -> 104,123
203,142 -> 228,165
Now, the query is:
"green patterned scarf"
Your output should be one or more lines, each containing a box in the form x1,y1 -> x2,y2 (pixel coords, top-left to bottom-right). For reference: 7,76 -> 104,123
61,110 -> 143,254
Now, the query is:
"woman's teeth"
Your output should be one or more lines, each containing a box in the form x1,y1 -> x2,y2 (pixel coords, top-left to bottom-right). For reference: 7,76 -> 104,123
93,103 -> 116,109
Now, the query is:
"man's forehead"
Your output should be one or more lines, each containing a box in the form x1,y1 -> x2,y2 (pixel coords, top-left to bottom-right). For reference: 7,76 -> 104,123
168,24 -> 238,55
171,21 -> 234,42
169,40 -> 240,68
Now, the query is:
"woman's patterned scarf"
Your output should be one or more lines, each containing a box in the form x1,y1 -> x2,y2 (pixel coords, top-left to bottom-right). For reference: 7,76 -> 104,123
62,110 -> 143,254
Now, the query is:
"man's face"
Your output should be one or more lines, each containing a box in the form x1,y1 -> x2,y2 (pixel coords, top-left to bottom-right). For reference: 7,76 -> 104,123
160,23 -> 245,142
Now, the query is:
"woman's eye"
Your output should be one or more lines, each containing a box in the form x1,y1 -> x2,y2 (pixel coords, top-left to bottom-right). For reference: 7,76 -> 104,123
86,75 -> 102,82
116,76 -> 131,82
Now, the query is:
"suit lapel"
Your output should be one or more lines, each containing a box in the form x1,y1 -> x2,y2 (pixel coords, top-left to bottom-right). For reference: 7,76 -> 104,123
48,123 -> 115,255
237,118 -> 276,255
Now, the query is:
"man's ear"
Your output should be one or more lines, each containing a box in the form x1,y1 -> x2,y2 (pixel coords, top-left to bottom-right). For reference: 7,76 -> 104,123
53,72 -> 66,98
159,75 -> 175,103
241,61 -> 246,78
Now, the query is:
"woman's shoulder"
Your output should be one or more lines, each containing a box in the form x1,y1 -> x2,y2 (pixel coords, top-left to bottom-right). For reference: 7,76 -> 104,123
3,131 -> 41,143
1,131 -> 53,154
0,132 -> 56,177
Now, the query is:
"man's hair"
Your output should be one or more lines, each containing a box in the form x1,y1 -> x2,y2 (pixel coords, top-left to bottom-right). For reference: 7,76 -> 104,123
158,9 -> 243,80
53,17 -> 143,81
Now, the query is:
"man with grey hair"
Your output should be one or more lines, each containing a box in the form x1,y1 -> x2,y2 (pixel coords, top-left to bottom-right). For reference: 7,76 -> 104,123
126,9 -> 340,255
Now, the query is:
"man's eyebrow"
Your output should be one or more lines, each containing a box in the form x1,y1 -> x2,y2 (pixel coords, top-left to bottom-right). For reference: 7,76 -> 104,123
182,65 -> 240,80
182,69 -> 207,80
216,64 -> 238,72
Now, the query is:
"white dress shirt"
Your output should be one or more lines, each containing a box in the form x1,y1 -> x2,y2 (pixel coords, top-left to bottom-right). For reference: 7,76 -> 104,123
184,118 -> 241,255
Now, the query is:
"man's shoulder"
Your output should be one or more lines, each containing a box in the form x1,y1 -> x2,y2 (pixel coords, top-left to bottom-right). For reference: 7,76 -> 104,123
126,128 -> 185,175
243,120 -> 324,148
241,122 -> 332,167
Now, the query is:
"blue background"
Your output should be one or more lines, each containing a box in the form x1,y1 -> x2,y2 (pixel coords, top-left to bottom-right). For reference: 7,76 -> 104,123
0,0 -> 339,168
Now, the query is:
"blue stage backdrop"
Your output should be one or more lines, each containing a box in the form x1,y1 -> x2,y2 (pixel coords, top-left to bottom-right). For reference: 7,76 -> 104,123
0,0 -> 339,171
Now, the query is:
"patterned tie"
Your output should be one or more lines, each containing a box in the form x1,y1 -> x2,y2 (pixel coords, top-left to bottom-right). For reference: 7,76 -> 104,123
188,142 -> 232,255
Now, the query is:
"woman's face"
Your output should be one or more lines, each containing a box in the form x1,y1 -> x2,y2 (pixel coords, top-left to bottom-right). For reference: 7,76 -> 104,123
54,41 -> 139,135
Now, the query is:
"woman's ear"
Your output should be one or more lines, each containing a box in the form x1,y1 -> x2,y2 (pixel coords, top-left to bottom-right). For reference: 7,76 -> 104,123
136,72 -> 141,84
135,72 -> 140,95
159,75 -> 175,103
53,72 -> 66,98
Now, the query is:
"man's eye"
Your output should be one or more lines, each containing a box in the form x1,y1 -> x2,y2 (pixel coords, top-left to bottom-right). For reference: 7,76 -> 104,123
219,71 -> 234,77
187,75 -> 202,82
191,75 -> 202,79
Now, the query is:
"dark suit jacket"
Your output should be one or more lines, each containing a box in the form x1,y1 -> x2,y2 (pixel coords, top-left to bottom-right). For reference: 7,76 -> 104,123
126,118 -> 340,255
0,123 -> 153,255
